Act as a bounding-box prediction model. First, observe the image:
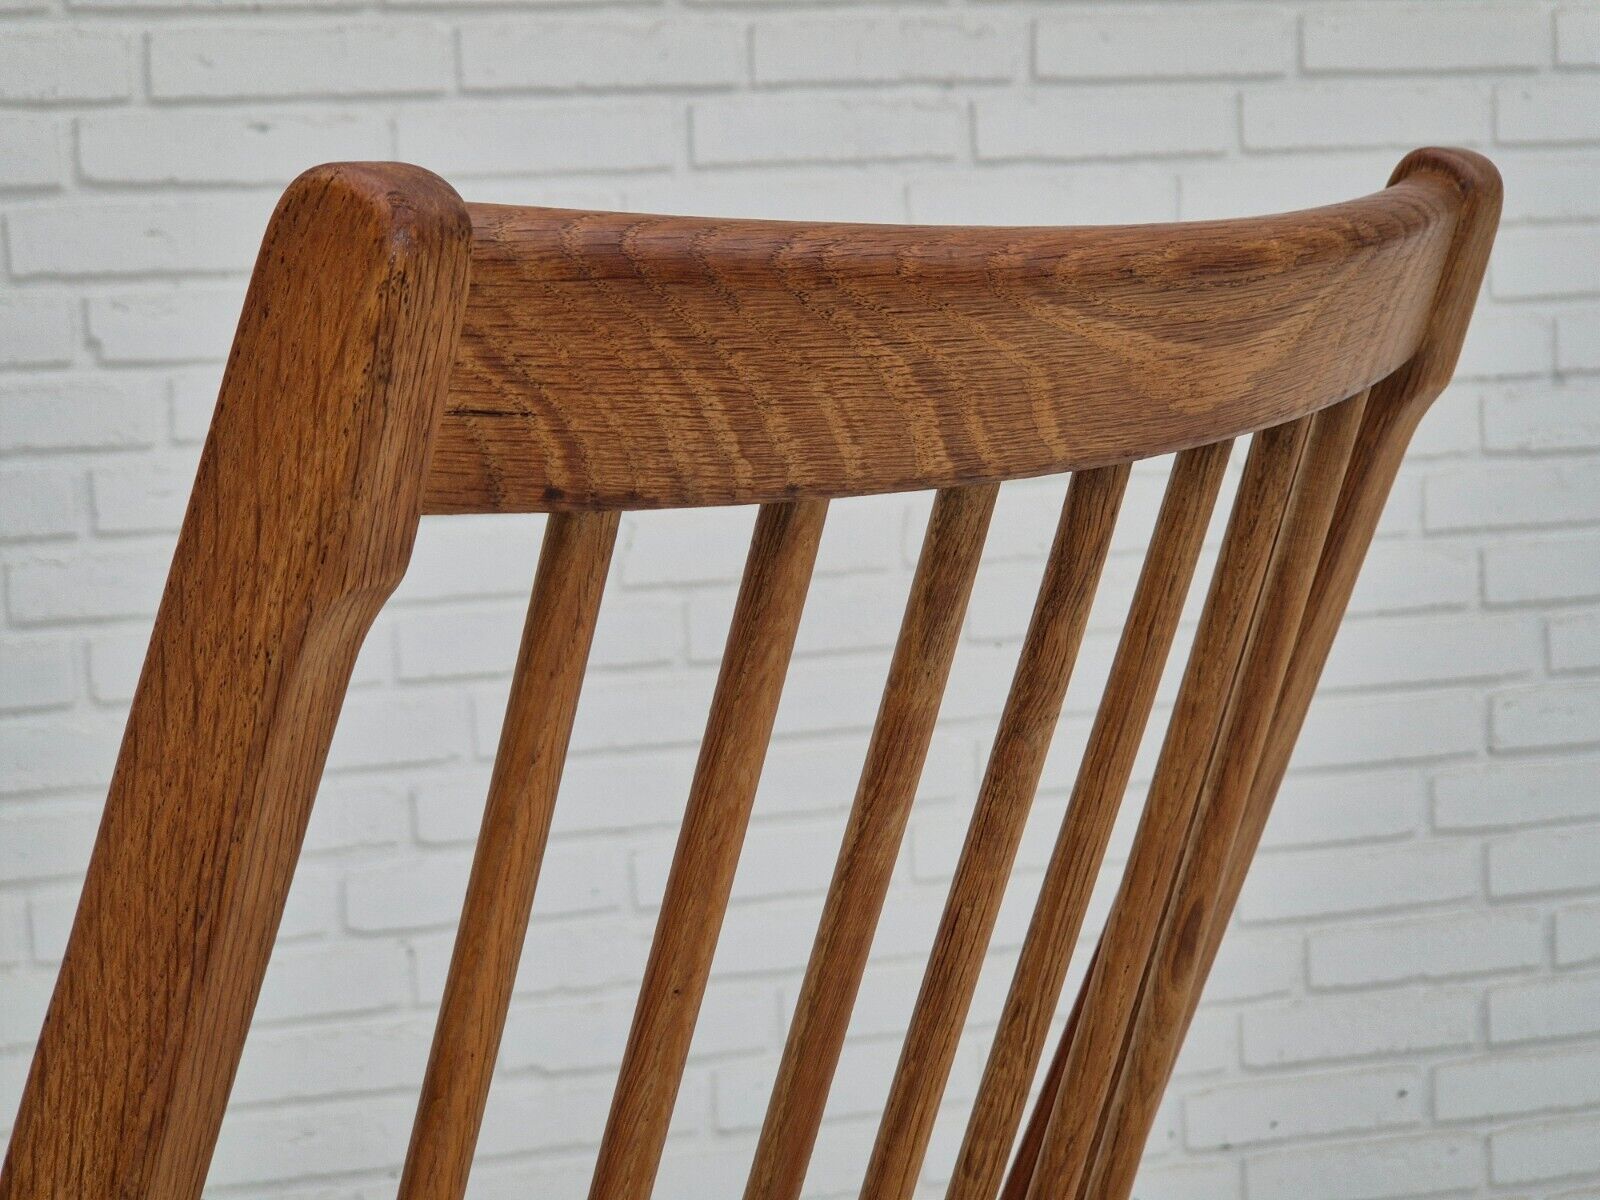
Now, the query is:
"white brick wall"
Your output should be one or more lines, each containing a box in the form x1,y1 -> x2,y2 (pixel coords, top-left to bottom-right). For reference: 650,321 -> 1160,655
1,2 -> 1598,1198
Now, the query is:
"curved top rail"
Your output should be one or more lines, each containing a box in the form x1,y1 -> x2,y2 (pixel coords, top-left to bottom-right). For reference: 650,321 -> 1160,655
424,150 -> 1484,513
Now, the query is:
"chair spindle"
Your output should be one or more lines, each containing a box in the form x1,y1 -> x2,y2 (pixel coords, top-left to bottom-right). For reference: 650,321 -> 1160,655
948,441 -> 1232,1200
746,484 -> 999,1200
398,510 -> 620,1200
589,499 -> 828,1200
859,465 -> 1130,1200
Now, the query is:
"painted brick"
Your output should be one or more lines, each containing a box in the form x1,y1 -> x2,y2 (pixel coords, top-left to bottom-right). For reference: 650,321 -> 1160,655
1237,841 -> 1479,924
976,87 -> 1233,160
906,164 -> 1177,225
149,24 -> 452,99
0,799 -> 103,879
1556,901 -> 1600,967
1490,823 -> 1600,898
1289,689 -> 1482,770
79,111 -> 392,186
693,96 -> 965,166
1483,379 -> 1600,452
0,117 -> 60,191
1185,1066 -> 1422,1149
0,31 -> 132,101
1491,681 -> 1600,751
755,16 -> 1020,85
1260,769 -> 1423,850
463,18 -> 746,91
1303,4 -> 1546,73
1485,531 -> 1600,605
1036,6 -> 1290,80
1490,1112 -> 1600,1185
1559,305 -> 1600,373
0,375 -> 162,452
1319,612 -> 1538,690
1242,83 -> 1489,150
1243,988 -> 1478,1068
6,550 -> 169,623
1559,6 -> 1600,67
0,467 -> 78,541
1438,1043 -> 1600,1121
0,640 -> 75,714
397,101 -> 679,177
1489,971 -> 1600,1045
0,296 -> 74,369
1308,908 -> 1545,988
89,459 -> 194,535
1551,611 -> 1600,673
7,197 -> 272,278
1494,226 -> 1600,299
85,288 -> 244,364
1498,81 -> 1600,144
1245,1134 -> 1483,1200
1435,758 -> 1600,831
1425,459 -> 1600,531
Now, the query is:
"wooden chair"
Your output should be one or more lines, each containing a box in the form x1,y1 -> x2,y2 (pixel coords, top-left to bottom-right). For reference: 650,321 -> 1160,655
0,147 -> 1500,1200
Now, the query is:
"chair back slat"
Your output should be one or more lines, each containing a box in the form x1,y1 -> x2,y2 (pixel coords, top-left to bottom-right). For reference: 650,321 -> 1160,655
590,500 -> 828,1200
949,441 -> 1232,1200
397,510 -> 619,1200
746,484 -> 998,1200
860,465 -> 1130,1200
1079,392 -> 1371,1200
0,149 -> 1502,1200
1017,415 -> 1317,1198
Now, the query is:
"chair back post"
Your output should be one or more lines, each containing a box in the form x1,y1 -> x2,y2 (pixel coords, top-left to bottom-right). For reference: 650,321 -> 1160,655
0,163 -> 471,1200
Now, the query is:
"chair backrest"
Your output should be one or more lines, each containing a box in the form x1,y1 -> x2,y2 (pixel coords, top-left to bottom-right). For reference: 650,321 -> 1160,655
0,148 -> 1500,1200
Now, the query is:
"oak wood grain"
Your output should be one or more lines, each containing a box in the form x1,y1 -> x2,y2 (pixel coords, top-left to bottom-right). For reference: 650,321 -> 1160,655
0,147 -> 1500,1200
1084,392 -> 1369,1200
860,465 -> 1129,1200
590,500 -> 827,1200
745,484 -> 998,1200
948,442 -> 1231,1200
0,163 -> 471,1200
1022,416 -> 1316,1200
424,175 -> 1460,514
1008,147 -> 1500,1200
399,510 -> 619,1200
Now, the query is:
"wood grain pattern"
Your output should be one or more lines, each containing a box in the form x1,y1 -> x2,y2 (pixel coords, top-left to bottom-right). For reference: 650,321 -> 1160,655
1083,392 -> 1369,1200
948,442 -> 1231,1200
1182,140 -> 1505,1123
399,510 -> 619,1200
1021,416 -> 1316,1200
0,163 -> 471,1200
590,500 -> 827,1200
0,147 -> 1500,1199
423,174 -> 1461,514
745,484 -> 998,1200
860,465 -> 1129,1200
1009,145 -> 1500,1200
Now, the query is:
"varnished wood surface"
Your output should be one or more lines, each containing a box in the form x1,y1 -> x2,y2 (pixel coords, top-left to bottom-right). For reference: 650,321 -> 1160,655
861,465 -> 1129,1200
1084,393 -> 1369,1200
746,485 -> 998,1200
0,163 -> 472,1200
0,148 -> 1500,1200
399,510 -> 619,1200
1023,417 -> 1316,1200
590,500 -> 827,1200
948,442 -> 1231,1200
424,173 -> 1462,513
1012,147 -> 1500,1200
